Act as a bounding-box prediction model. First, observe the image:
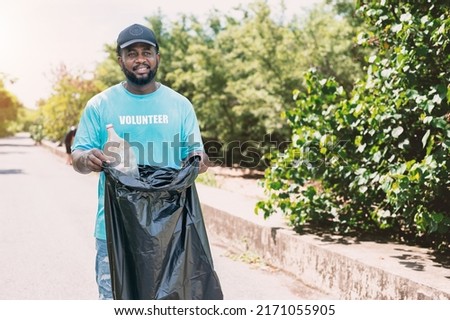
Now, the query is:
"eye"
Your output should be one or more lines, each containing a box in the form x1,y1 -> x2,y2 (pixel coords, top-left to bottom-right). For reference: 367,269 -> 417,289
127,52 -> 137,58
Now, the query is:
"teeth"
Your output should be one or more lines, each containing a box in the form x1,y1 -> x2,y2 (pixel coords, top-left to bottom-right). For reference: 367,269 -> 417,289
135,66 -> 148,71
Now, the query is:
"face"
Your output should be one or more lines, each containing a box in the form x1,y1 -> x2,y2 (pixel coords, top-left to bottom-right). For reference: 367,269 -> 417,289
118,43 -> 159,86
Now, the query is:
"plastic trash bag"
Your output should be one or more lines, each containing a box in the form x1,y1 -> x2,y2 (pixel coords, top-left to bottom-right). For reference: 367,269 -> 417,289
103,157 -> 223,300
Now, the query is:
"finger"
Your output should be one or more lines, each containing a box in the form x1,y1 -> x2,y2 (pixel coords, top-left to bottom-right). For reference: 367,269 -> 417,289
84,151 -> 103,172
90,154 -> 105,169
91,149 -> 109,162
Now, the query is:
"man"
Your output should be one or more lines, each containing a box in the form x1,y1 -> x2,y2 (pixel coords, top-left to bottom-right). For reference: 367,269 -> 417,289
71,23 -> 208,299
63,125 -> 77,165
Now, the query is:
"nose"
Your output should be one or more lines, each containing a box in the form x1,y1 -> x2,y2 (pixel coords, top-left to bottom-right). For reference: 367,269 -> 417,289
135,53 -> 146,63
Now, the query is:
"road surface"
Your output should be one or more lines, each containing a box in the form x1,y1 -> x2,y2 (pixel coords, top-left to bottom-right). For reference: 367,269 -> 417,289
0,134 -> 332,300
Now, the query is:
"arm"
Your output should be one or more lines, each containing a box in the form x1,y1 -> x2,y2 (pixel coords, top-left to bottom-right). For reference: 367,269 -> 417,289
71,99 -> 107,174
182,100 -> 209,173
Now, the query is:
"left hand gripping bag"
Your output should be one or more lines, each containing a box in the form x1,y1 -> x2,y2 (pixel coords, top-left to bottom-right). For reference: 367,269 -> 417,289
103,159 -> 223,300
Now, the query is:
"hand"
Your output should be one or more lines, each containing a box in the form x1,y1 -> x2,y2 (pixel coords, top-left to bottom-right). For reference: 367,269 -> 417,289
83,149 -> 110,172
184,151 -> 209,174
72,149 -> 110,174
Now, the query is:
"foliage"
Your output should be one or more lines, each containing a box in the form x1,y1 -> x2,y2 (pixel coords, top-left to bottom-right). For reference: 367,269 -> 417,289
8,107 -> 36,133
38,64 -> 99,142
94,44 -> 124,90
138,1 -> 367,168
37,0 -> 366,161
0,79 -> 23,137
29,118 -> 45,144
257,0 -> 450,250
195,170 -> 219,188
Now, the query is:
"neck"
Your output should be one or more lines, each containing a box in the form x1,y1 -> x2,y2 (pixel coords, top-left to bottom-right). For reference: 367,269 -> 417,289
124,81 -> 160,95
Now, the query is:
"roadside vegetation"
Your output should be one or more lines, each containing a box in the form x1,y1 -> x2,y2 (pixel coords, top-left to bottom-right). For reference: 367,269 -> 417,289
257,0 -> 450,252
1,0 -> 448,251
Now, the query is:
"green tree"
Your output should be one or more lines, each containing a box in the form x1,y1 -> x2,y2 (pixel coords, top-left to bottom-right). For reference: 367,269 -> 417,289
151,0 -> 366,167
257,0 -> 450,251
39,64 -> 99,141
94,44 -> 124,90
91,0 -> 367,167
0,79 -> 23,137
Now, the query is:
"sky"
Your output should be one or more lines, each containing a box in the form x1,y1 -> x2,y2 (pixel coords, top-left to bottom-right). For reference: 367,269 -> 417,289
0,0 -> 321,109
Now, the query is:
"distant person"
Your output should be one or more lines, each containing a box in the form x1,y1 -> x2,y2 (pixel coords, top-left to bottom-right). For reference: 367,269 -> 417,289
70,24 -> 209,299
64,126 -> 77,165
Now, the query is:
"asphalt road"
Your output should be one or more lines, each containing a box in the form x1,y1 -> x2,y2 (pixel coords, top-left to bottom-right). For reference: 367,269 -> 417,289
0,134 -> 332,300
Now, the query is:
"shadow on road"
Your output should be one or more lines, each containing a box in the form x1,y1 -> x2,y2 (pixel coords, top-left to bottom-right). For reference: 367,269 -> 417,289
0,169 -> 24,175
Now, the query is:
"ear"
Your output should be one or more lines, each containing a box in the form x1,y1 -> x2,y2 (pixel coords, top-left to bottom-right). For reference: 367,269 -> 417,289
117,55 -> 124,68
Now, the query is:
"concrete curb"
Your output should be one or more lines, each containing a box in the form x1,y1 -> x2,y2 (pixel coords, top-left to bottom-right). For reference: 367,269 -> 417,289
41,140 -> 450,300
196,184 -> 450,300
40,139 -> 67,159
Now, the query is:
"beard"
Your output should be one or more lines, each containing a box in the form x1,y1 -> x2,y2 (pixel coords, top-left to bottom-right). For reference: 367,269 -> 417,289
122,63 -> 158,86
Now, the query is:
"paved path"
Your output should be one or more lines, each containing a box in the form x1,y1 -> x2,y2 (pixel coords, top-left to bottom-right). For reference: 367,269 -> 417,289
0,134 -> 98,299
0,134 -> 332,300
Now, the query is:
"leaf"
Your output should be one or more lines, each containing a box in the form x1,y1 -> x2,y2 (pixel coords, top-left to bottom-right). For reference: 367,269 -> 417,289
373,151 -> 382,163
423,116 -> 433,124
381,68 -> 393,78
270,181 -> 282,190
391,126 -> 404,138
398,139 -> 410,149
392,24 -> 403,33
357,143 -> 366,153
447,84 -> 450,103
431,213 -> 444,223
400,13 -> 412,23
432,94 -> 442,105
422,130 -> 431,148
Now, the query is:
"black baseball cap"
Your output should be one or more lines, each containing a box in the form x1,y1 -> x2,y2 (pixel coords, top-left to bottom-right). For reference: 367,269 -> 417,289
117,24 -> 159,50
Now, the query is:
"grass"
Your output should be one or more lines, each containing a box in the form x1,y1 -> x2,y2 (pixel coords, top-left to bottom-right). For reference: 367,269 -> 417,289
195,171 -> 219,187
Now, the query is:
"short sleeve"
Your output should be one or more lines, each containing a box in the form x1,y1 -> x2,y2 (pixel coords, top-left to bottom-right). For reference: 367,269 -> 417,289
71,102 -> 102,152
181,102 -> 204,160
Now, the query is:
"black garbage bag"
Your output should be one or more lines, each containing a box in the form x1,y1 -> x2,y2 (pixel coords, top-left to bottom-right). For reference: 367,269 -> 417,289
103,158 -> 223,300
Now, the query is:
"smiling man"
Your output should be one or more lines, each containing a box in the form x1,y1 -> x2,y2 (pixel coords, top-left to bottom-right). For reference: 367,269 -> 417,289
70,23 -> 209,299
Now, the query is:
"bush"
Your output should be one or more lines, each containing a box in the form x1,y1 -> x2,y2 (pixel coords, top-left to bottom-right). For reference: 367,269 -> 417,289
257,0 -> 450,251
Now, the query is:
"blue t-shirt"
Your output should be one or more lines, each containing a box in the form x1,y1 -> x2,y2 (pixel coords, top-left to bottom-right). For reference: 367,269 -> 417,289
72,83 -> 204,240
